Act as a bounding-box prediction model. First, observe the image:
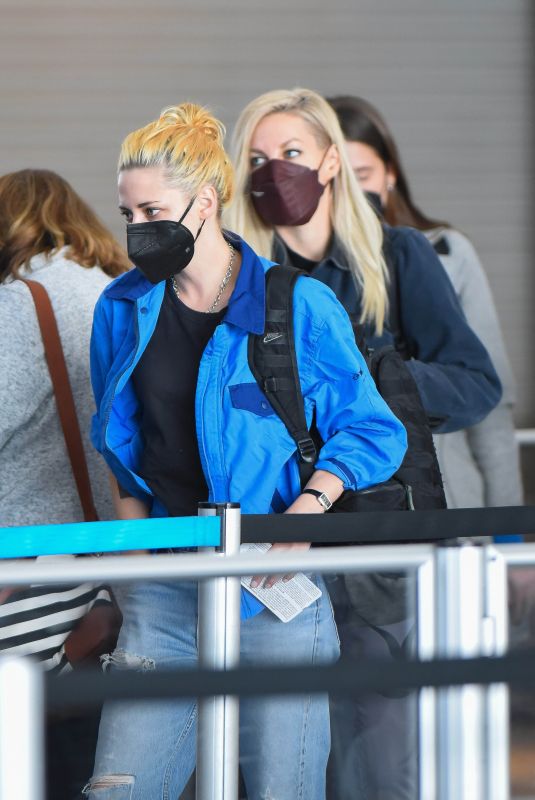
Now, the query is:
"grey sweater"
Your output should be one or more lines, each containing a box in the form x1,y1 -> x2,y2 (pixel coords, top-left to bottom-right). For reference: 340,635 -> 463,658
426,228 -> 523,508
0,249 -> 114,526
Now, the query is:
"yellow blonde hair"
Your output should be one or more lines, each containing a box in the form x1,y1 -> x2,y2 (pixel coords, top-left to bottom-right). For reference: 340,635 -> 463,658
118,103 -> 234,210
226,88 -> 388,333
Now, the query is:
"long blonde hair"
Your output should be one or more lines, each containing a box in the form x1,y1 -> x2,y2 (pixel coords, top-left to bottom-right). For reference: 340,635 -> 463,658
0,169 -> 129,282
226,88 -> 388,333
119,103 -> 234,212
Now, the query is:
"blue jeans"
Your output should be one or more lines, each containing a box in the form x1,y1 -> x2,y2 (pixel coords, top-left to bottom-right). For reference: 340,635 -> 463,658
83,578 -> 339,800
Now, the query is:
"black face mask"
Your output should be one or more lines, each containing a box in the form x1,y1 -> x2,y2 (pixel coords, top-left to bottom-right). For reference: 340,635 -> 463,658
364,191 -> 384,218
126,196 -> 205,284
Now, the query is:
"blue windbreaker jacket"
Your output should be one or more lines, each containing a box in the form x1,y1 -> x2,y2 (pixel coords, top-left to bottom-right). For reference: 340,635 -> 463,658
90,234 -> 407,614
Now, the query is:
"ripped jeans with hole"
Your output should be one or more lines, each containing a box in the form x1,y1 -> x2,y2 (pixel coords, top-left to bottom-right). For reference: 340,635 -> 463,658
83,578 -> 339,800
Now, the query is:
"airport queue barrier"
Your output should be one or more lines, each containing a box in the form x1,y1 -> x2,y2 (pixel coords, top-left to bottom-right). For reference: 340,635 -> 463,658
1,504 -> 535,800
516,428 -> 535,446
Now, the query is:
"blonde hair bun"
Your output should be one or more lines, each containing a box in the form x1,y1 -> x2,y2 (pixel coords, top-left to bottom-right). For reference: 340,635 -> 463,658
119,103 -> 234,208
157,104 -> 225,143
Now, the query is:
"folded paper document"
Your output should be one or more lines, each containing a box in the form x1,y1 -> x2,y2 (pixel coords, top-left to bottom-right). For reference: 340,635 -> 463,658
241,542 -> 322,622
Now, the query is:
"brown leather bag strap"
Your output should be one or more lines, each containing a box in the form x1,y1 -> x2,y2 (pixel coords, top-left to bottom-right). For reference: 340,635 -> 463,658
21,278 -> 99,522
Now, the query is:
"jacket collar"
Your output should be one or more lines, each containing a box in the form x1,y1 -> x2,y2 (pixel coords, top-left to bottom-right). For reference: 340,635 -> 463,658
223,232 -> 268,335
272,233 -> 350,273
104,231 -> 268,335
104,265 -> 155,301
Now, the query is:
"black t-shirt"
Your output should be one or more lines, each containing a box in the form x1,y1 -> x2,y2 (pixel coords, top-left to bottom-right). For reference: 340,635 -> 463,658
283,244 -> 318,274
132,281 -> 226,516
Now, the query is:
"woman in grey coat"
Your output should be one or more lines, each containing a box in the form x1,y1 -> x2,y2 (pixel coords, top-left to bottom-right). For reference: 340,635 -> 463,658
0,169 -> 129,526
0,169 -> 129,800
329,94 -> 523,509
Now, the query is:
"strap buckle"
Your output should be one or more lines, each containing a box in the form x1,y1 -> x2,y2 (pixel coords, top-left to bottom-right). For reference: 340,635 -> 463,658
263,377 -> 278,393
297,437 -> 317,464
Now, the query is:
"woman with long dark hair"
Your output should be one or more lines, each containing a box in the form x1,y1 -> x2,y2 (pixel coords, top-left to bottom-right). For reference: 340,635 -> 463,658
328,94 -> 522,510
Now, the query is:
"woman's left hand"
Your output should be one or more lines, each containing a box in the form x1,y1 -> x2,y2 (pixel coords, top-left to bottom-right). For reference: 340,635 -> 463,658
249,541 -> 311,589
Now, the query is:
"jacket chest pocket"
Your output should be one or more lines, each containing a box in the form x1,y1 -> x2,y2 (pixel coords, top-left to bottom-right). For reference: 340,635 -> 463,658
229,382 -> 275,418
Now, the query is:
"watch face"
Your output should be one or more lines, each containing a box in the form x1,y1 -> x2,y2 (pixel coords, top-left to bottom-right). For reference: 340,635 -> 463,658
319,493 -> 332,510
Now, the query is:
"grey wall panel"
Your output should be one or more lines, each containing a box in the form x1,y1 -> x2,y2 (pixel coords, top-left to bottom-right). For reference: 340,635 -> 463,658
0,0 -> 533,428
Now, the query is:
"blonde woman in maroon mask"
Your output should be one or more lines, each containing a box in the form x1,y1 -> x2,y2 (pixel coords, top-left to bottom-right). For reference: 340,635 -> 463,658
227,87 -> 503,800
227,88 -> 500,437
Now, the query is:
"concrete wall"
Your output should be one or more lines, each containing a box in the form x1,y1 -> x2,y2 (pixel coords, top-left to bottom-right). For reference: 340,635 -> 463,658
1,0 -> 533,432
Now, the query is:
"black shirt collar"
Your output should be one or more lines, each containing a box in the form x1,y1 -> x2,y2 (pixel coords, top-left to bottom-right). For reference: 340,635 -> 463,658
272,233 -> 350,272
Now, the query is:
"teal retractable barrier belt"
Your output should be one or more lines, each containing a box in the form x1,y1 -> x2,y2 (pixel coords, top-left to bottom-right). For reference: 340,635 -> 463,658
0,516 -> 220,559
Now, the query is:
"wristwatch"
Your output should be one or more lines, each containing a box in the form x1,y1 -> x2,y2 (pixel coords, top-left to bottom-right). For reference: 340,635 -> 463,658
302,488 -> 333,511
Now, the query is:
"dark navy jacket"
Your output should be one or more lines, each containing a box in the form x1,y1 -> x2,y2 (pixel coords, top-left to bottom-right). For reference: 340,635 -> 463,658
273,226 -> 502,434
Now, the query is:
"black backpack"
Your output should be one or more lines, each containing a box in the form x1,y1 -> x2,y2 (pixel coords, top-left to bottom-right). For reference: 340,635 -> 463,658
248,265 -> 447,517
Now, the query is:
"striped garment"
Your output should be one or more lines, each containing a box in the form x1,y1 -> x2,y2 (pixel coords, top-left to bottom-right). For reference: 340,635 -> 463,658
0,580 -> 113,674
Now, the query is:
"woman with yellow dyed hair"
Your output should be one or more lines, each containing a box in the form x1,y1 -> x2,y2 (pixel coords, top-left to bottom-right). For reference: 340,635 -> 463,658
85,102 -> 407,798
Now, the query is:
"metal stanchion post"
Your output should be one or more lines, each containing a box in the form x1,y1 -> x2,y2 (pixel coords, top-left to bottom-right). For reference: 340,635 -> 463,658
435,543 -> 489,800
416,556 -> 437,799
483,545 -> 509,800
0,656 -> 44,800
196,503 -> 241,800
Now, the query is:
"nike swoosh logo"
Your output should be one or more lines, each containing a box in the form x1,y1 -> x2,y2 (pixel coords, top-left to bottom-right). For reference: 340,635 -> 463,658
263,332 -> 284,344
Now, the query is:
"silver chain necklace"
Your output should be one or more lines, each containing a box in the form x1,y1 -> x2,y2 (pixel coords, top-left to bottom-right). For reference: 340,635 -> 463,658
171,242 -> 235,314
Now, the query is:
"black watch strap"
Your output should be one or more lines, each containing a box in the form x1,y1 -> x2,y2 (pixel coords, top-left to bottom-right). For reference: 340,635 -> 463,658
302,488 -> 333,511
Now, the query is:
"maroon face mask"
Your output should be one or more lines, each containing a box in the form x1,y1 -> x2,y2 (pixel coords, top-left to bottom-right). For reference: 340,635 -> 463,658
250,157 -> 327,227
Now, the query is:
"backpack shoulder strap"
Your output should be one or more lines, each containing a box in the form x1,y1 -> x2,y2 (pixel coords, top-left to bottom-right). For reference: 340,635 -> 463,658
248,265 -> 316,470
20,278 -> 99,522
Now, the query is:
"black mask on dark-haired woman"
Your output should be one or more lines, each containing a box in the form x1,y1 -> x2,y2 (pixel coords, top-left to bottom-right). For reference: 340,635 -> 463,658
364,191 -> 384,218
126,196 -> 205,284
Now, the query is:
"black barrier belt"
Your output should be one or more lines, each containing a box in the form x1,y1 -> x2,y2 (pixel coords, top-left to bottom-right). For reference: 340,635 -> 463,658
240,505 -> 535,544
46,649 -> 535,711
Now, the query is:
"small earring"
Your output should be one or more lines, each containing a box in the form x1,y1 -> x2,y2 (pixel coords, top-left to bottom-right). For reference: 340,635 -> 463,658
387,183 -> 395,193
